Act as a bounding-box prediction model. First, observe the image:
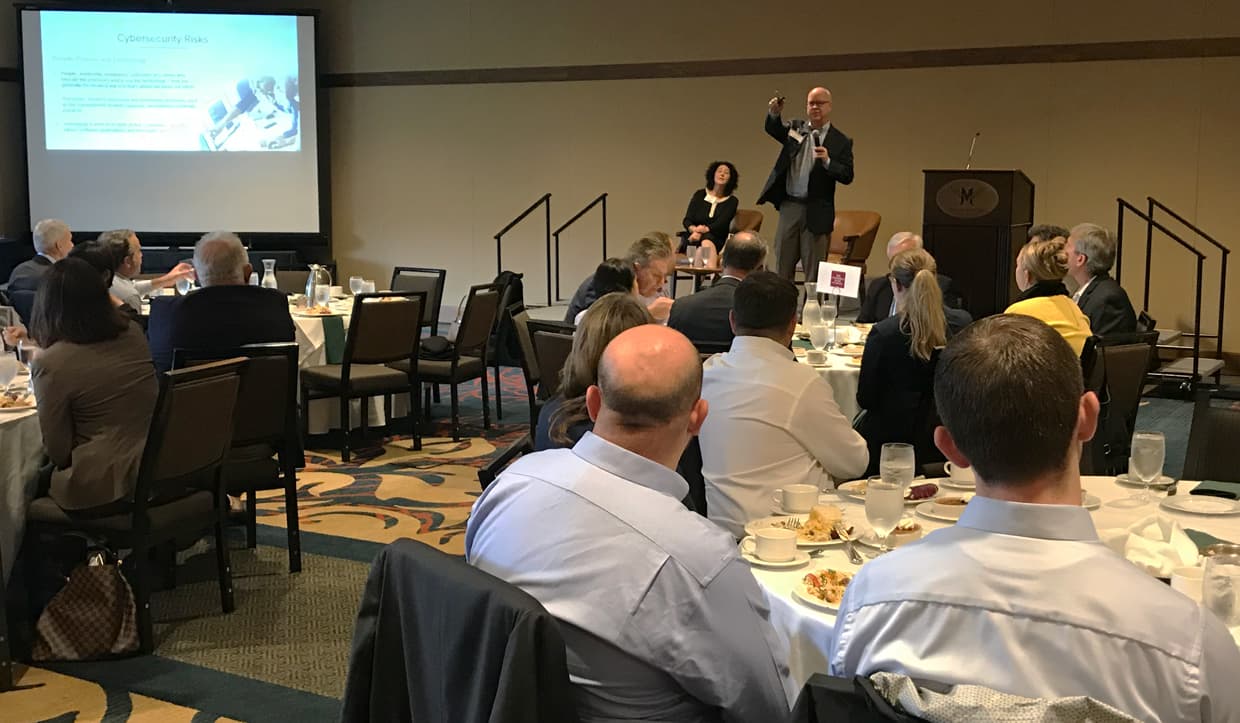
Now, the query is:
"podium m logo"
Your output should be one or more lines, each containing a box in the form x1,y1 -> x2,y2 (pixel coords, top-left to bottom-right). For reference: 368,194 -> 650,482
936,178 -> 1000,219
958,187 -> 975,206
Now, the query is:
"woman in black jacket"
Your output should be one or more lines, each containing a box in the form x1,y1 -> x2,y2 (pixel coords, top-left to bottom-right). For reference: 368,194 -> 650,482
679,161 -> 739,265
855,248 -> 949,475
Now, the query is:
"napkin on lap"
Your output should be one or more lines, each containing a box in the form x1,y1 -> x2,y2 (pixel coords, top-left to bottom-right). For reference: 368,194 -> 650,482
1099,515 -> 1199,577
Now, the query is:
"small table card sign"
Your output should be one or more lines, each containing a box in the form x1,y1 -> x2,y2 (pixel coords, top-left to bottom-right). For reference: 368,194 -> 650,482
816,262 -> 862,299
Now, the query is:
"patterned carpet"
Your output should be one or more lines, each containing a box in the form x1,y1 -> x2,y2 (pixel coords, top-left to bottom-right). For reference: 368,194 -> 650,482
6,371 -> 530,722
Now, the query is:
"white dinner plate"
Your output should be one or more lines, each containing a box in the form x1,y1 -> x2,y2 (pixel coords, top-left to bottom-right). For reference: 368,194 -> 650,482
737,544 -> 811,569
1115,473 -> 1176,490
939,478 -> 976,490
792,580 -> 844,613
915,501 -> 962,523
291,309 -> 344,318
829,346 -> 866,357
1159,496 -> 1240,516
837,480 -> 938,506
855,526 -> 924,549
0,401 -> 35,413
744,516 -> 846,548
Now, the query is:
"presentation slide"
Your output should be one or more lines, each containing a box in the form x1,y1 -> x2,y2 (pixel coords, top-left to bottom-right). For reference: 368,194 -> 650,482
22,10 -> 321,234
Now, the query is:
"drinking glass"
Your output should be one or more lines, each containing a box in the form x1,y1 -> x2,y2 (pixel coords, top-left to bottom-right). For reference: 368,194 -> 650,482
314,285 -> 332,309
880,443 -> 916,489
175,276 -> 193,295
349,276 -> 364,295
808,323 -> 829,351
1203,552 -> 1240,627
865,477 -> 904,553
1129,431 -> 1165,503
802,282 -> 821,327
0,355 -> 17,391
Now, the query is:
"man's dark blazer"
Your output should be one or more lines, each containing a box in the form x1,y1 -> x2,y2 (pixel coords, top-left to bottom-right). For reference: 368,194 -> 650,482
1076,273 -> 1137,338
146,285 -> 295,372
857,272 -> 961,324
667,276 -> 740,351
5,255 -> 53,323
757,114 -> 854,235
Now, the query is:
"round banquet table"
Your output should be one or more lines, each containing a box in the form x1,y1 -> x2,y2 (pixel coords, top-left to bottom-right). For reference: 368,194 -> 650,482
748,475 -> 1240,697
791,325 -> 863,422
0,373 -> 44,583
290,299 -> 410,435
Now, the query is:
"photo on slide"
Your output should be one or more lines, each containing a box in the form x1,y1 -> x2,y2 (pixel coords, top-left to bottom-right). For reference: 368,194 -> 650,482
40,11 -> 301,153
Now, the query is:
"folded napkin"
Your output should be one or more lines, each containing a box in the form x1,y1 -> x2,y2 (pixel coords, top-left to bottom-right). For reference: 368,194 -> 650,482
1184,528 -> 1233,553
322,315 -> 347,365
1099,515 -> 1199,577
1191,480 -> 1240,500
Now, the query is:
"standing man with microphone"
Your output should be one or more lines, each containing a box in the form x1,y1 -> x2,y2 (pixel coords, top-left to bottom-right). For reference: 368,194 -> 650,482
758,87 -> 854,283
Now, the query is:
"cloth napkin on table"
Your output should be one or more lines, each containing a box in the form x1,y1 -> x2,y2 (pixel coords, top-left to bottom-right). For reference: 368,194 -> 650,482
1099,515 -> 1199,577
1191,480 -> 1240,500
322,315 -> 347,365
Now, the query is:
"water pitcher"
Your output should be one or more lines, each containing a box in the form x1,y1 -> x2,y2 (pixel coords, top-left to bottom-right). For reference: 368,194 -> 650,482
260,259 -> 278,289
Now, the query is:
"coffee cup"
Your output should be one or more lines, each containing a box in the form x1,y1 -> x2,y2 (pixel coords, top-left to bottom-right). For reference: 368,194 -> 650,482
773,483 -> 818,513
805,349 -> 827,365
741,528 -> 798,562
1170,566 -> 1204,602
944,461 -> 976,485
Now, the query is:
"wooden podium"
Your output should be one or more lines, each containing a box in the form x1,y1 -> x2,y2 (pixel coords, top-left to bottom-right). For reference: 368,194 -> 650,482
922,170 -> 1034,319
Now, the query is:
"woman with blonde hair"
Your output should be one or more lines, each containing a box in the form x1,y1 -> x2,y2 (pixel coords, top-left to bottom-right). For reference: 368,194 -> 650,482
1005,235 -> 1092,356
856,248 -> 954,474
534,292 -> 652,450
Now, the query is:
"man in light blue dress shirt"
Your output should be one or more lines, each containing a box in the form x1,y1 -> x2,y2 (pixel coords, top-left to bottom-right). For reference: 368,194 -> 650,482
830,314 -> 1240,722
467,325 -> 792,722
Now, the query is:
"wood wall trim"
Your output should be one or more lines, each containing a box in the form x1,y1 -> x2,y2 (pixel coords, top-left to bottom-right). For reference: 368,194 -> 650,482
320,37 -> 1240,88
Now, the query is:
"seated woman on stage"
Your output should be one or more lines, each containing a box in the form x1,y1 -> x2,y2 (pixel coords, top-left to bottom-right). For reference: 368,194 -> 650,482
28,258 -> 158,512
679,161 -> 739,266
1005,235 -> 1092,356
856,249 -> 949,475
536,292 -> 651,451
572,257 -> 637,326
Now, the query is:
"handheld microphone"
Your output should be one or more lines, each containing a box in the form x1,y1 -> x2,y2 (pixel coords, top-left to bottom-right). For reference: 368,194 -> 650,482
965,131 -> 981,170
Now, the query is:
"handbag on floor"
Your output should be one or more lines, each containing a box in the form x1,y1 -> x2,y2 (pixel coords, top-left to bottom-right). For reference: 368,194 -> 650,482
32,549 -> 139,661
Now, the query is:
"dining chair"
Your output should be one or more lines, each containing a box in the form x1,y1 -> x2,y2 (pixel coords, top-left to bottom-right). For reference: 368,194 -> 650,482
397,283 -> 501,442
477,432 -> 535,490
1183,388 -> 1240,483
173,343 -> 303,573
486,273 -> 524,421
530,327 -> 575,401
301,292 -> 425,462
506,303 -> 542,425
390,266 -> 447,334
24,358 -> 247,653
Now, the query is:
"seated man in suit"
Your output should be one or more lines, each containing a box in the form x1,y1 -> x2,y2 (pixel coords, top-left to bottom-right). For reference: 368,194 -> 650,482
565,233 -> 676,324
1067,223 -> 1137,337
6,218 -> 74,323
829,315 -> 1240,721
857,232 -> 959,322
147,231 -> 294,372
667,231 -> 767,352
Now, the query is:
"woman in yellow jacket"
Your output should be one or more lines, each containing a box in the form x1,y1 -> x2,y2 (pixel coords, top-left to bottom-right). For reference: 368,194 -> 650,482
1004,235 -> 1092,356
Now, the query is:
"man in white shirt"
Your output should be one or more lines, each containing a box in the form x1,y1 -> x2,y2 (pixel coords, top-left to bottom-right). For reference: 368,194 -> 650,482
96,229 -> 193,310
830,314 -> 1240,722
699,271 -> 868,537
467,324 -> 792,722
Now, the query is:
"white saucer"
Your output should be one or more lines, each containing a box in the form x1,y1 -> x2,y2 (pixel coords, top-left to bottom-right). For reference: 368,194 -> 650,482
940,478 -> 976,490
738,546 -> 811,569
1115,473 -> 1176,490
915,501 -> 961,523
1160,496 -> 1240,516
745,516 -> 846,548
1082,493 -> 1101,510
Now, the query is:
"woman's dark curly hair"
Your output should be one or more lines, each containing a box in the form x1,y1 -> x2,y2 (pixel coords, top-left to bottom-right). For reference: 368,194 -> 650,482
704,160 -> 739,196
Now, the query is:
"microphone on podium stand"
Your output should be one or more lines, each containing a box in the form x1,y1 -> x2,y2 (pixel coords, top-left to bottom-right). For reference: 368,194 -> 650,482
965,131 -> 981,170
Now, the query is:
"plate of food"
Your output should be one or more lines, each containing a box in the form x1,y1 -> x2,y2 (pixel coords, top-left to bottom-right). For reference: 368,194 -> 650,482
845,357 -> 862,367
830,344 -> 866,357
792,568 -> 853,613
837,480 -> 938,506
0,390 -> 36,412
745,505 -> 850,548
291,306 -> 341,317
856,518 -> 924,548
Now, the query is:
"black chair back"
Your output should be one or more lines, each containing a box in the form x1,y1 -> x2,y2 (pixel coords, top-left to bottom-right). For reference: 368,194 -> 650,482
136,359 -> 246,507
391,266 -> 447,332
454,284 -> 503,357
1183,389 -> 1240,483
345,292 -> 426,366
676,436 -> 708,516
532,330 -> 574,400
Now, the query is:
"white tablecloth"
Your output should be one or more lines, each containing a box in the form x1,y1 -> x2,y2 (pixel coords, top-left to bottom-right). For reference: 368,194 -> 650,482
793,348 -> 860,421
750,476 -> 1240,694
291,301 -> 411,435
0,404 -> 43,582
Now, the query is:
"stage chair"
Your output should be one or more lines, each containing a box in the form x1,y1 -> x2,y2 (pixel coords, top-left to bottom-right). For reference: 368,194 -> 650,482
302,292 -> 425,462
731,208 -> 764,234
25,358 -> 247,653
173,343 -> 303,573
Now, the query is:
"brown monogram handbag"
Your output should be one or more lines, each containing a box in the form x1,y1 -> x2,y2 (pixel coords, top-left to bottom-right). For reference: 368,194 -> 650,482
32,551 -> 139,661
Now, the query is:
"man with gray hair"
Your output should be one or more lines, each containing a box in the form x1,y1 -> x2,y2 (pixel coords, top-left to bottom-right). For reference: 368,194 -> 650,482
1067,222 -> 1136,337
146,230 -> 293,372
857,231 -> 960,323
6,218 -> 75,322
668,230 -> 767,350
564,232 -> 677,323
